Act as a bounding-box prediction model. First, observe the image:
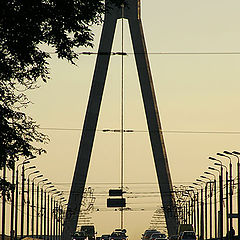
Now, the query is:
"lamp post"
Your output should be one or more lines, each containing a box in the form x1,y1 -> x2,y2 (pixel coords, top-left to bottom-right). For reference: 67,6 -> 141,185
192,184 -> 200,238
53,192 -> 62,240
32,174 -> 43,238
41,182 -> 52,239
188,187 -> 197,231
215,162 -> 228,238
51,191 -> 61,240
232,151 -> 240,237
209,165 -> 223,240
2,163 -> 6,240
44,185 -> 55,240
196,179 -> 206,240
26,169 -> 39,236
21,164 -> 37,239
205,171 -> 217,239
10,160 -> 16,240
48,189 -> 57,240
218,152 -> 233,235
15,160 -> 30,240
201,175 -> 213,240
36,178 -> 48,238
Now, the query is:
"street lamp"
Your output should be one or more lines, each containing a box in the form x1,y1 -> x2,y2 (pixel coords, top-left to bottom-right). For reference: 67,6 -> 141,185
209,165 -> 223,239
51,191 -> 60,240
36,178 -> 48,238
21,165 -> 36,238
202,174 -> 214,240
218,151 -> 233,235
15,160 -> 30,240
53,192 -> 62,240
41,182 -> 52,239
189,185 -> 199,237
196,179 -> 206,240
48,188 -> 57,240
204,171 -> 217,239
214,161 -> 229,237
32,174 -> 43,238
200,176 -> 211,240
232,151 -> 240,237
44,185 -> 55,240
27,170 -> 40,236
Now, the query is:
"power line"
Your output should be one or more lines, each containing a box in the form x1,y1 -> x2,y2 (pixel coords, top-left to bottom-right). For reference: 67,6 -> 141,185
40,127 -> 240,135
48,51 -> 240,56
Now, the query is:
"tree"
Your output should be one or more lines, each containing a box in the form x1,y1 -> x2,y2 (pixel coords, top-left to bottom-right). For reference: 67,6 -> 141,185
0,0 -> 123,197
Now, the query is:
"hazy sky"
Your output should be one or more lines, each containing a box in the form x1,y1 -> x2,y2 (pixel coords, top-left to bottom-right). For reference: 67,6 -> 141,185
3,0 -> 240,239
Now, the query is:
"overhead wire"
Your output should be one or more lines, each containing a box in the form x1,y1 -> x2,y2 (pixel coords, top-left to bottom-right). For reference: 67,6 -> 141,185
48,51 -> 240,56
39,127 -> 240,135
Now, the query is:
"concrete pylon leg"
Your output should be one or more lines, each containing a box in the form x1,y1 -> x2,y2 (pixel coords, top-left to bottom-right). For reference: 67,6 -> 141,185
126,1 -> 178,236
62,5 -> 119,240
63,1 -> 178,239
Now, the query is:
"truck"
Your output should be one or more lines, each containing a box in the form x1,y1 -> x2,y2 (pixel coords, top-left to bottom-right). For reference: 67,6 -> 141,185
80,225 -> 96,240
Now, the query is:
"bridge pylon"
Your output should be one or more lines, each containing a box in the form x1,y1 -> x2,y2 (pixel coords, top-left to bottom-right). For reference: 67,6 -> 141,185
62,1 -> 178,239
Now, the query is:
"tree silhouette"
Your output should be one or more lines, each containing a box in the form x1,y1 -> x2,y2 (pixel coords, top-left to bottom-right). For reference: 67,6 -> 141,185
0,0 -> 123,197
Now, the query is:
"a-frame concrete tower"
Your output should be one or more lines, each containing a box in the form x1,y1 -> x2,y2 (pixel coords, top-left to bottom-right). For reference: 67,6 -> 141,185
63,1 -> 178,239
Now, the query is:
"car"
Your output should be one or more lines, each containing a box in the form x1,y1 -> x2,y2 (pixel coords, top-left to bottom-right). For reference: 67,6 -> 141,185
180,231 -> 196,240
142,230 -> 159,240
81,225 -> 96,240
101,235 -> 110,240
110,230 -> 127,240
149,233 -> 167,240
71,231 -> 88,240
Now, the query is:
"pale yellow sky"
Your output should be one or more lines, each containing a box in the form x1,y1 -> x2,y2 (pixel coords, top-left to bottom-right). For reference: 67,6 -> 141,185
3,0 -> 240,239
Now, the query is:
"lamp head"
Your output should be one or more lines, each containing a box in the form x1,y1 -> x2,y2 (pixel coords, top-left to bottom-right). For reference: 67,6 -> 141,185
26,166 -> 36,170
232,151 -> 240,155
217,152 -> 225,157
208,166 -> 216,170
224,151 -> 232,155
23,161 -> 30,165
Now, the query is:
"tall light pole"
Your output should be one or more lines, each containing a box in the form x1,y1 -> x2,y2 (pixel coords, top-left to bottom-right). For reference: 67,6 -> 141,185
232,151 -> 240,237
26,169 -> 39,236
196,179 -> 206,240
218,152 -> 233,236
41,182 -> 52,239
52,191 -> 61,240
44,185 -> 55,240
15,160 -> 30,240
10,160 -> 16,240
205,171 -> 217,239
192,184 -> 200,238
21,164 -> 37,239
201,175 -> 213,240
2,163 -> 6,240
209,164 -> 223,239
32,174 -> 43,238
225,150 -> 240,237
215,162 -> 228,238
36,178 -> 48,238
48,189 -> 58,240
54,192 -> 63,240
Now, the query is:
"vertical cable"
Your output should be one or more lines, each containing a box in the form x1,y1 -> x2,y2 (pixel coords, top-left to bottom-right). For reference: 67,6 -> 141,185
120,3 -> 124,230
